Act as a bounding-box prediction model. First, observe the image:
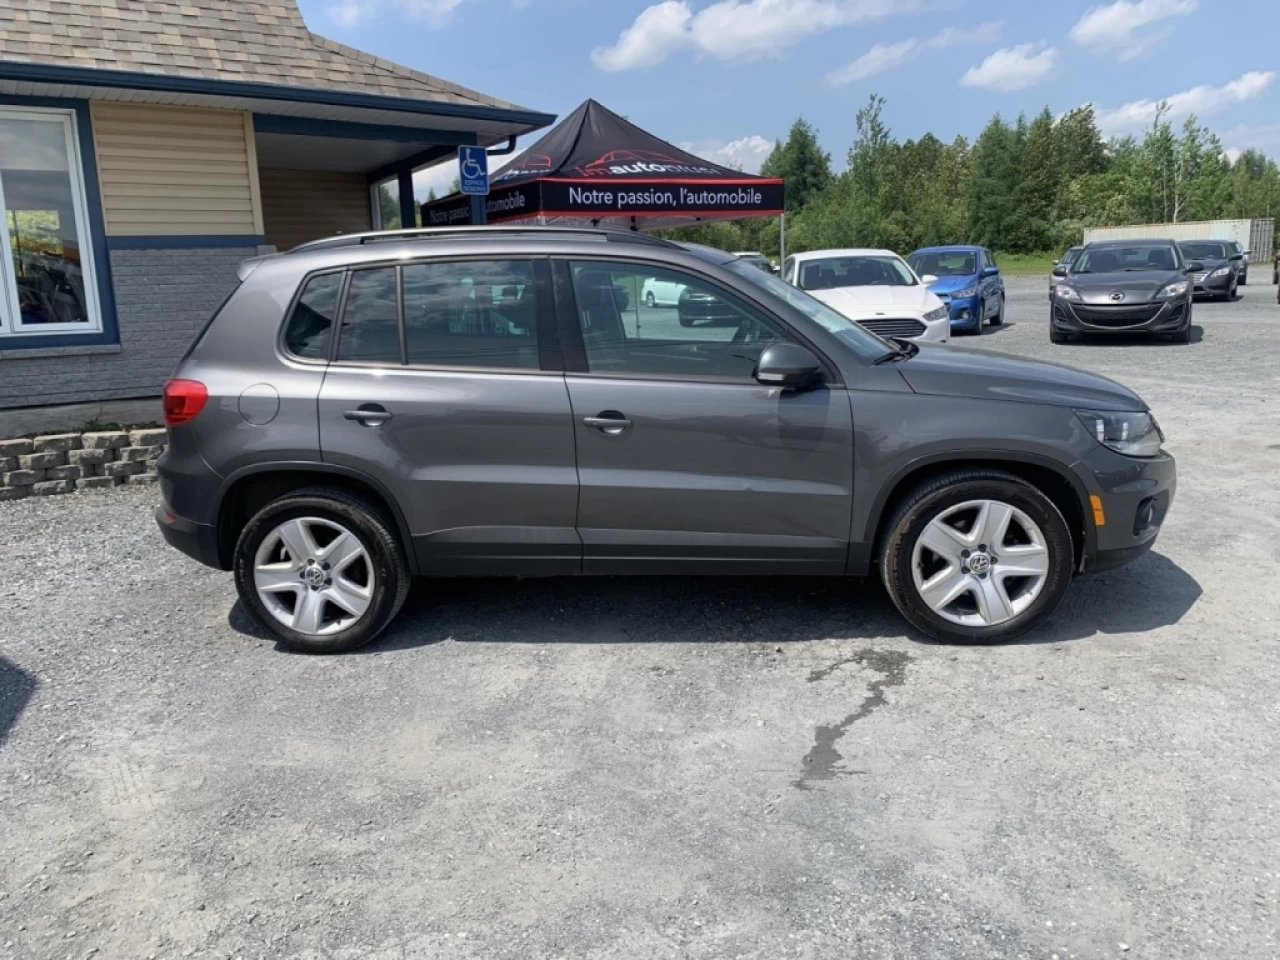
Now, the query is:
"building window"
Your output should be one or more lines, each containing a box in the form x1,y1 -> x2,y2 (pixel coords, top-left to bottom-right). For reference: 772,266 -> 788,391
0,107 -> 103,339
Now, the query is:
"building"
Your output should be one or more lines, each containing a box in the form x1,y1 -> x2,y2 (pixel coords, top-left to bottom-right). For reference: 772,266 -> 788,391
0,0 -> 553,412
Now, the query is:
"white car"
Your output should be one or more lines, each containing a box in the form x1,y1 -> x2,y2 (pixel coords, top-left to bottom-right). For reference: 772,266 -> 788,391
782,248 -> 950,342
641,276 -> 687,307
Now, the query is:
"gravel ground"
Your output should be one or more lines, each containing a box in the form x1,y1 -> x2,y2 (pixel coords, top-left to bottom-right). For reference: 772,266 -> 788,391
2,279 -> 1279,960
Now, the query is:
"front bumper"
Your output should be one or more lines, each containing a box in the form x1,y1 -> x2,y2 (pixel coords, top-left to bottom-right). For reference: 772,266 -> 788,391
1052,297 -> 1190,335
939,293 -> 982,329
1072,446 -> 1177,574
1191,271 -> 1232,297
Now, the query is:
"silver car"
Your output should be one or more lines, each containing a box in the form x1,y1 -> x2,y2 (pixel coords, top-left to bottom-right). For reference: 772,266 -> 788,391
157,227 -> 1176,653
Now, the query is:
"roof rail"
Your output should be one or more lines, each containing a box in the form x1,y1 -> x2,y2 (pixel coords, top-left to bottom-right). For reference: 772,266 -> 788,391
288,225 -> 681,254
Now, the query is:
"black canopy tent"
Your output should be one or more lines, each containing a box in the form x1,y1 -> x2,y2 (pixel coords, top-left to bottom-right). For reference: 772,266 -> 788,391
421,99 -> 784,231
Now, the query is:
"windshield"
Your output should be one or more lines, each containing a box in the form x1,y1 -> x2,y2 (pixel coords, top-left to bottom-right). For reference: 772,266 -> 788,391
1178,241 -> 1228,260
797,255 -> 917,291
908,250 -> 977,278
727,259 -> 894,363
1075,244 -> 1179,274
1061,247 -> 1082,264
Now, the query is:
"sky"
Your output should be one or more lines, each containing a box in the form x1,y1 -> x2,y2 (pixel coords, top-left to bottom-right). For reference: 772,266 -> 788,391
294,0 -> 1280,198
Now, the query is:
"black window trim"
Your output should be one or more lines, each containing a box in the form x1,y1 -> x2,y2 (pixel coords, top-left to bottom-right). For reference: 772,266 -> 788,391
275,265 -> 348,367
551,255 -> 844,388
318,254 -> 562,376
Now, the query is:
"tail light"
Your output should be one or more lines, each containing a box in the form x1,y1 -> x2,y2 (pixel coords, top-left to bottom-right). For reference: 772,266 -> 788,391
163,378 -> 208,426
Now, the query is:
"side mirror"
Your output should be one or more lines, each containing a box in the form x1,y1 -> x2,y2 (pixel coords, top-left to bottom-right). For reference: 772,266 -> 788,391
1185,260 -> 1204,273
1242,249 -> 1251,257
983,265 -> 999,277
755,342 -> 823,391
920,274 -> 938,284
1230,253 -> 1243,261
1051,264 -> 1068,278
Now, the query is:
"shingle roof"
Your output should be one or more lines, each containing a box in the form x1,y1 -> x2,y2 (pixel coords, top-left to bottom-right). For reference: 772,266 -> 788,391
0,0 -> 526,111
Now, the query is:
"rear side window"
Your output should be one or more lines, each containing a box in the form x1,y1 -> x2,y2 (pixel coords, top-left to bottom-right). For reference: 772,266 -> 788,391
402,260 -> 539,369
283,272 -> 342,360
336,267 -> 401,364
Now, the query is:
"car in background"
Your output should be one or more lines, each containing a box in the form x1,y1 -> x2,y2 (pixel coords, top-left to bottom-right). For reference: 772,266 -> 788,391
641,275 -> 686,307
1177,240 -> 1241,301
733,251 -> 777,274
1050,246 -> 1084,298
783,248 -> 950,342
906,245 -> 1004,334
1050,239 -> 1197,344
1225,240 -> 1250,285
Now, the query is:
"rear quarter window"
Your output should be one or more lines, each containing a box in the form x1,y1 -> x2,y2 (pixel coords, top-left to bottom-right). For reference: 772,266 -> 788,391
283,272 -> 344,360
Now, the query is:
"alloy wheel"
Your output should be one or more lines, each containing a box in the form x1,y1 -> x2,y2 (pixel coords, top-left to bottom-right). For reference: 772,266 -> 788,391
253,517 -> 375,636
911,499 -> 1050,627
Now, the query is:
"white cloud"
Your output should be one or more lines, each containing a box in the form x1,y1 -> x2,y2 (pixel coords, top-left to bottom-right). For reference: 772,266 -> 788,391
679,135 -> 775,172
960,43 -> 1058,91
1093,70 -> 1276,132
1070,0 -> 1196,60
327,0 -> 464,29
1220,123 -> 1280,158
1224,147 -> 1242,163
592,0 -> 918,72
828,21 -> 1001,85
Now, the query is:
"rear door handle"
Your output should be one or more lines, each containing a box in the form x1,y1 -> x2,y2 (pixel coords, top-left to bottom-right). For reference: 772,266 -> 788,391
583,414 -> 632,435
344,406 -> 392,426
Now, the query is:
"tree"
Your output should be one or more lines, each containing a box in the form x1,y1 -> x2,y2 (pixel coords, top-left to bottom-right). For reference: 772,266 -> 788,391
761,118 -> 833,212
1012,108 -> 1060,251
966,115 -> 1023,249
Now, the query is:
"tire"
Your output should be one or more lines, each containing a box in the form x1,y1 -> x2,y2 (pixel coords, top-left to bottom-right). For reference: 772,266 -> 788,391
233,486 -> 410,654
678,312 -> 694,328
988,295 -> 1005,325
879,469 -> 1074,644
645,291 -> 656,308
1050,326 -> 1070,344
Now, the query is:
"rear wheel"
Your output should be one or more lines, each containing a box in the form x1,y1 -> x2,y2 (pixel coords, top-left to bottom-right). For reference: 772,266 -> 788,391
880,470 -> 1074,644
233,486 -> 410,654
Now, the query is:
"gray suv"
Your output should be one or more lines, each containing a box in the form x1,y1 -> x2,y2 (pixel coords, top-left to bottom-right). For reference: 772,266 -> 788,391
157,227 -> 1176,653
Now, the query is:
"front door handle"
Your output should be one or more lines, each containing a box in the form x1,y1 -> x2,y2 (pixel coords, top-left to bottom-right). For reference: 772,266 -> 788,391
583,413 -> 632,436
344,405 -> 392,426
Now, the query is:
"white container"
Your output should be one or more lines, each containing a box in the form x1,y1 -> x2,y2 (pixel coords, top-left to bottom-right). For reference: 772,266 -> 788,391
1083,218 -> 1274,263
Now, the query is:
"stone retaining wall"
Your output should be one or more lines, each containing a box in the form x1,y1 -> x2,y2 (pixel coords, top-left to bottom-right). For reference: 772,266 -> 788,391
0,429 -> 168,501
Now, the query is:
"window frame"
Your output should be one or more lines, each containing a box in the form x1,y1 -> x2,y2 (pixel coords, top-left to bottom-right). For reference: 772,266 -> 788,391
0,105 -> 105,339
552,256 -> 839,386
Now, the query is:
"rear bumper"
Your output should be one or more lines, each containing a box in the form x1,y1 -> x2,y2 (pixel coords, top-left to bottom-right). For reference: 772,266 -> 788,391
1192,272 -> 1232,297
1073,447 -> 1177,574
1052,297 -> 1190,335
156,504 -> 224,569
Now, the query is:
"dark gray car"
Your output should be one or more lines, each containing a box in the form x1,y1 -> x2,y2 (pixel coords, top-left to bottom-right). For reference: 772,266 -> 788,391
156,227 -> 1176,653
1178,240 -> 1242,300
1050,239 -> 1198,343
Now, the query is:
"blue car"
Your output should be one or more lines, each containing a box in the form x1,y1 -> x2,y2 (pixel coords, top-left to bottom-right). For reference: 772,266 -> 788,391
906,245 -> 1005,335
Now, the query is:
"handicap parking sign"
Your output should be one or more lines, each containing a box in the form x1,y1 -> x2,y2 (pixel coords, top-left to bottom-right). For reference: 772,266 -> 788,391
458,146 -> 489,196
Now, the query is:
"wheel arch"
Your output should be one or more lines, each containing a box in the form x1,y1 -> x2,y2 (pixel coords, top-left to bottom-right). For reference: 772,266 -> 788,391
864,452 -> 1092,574
212,462 -> 417,574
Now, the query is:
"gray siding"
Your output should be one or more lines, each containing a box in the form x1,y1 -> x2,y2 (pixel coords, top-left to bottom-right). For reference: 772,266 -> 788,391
0,247 -> 251,410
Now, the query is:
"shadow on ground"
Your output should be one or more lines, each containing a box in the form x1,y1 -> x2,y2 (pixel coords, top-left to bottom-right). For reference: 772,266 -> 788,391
228,550 -> 1201,654
0,657 -> 37,747
1061,325 -> 1204,346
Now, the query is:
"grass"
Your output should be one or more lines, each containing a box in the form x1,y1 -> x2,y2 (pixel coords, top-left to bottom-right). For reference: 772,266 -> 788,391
994,252 -> 1057,276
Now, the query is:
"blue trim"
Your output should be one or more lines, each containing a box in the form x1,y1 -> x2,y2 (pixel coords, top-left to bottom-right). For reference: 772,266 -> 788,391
0,94 -> 119,351
106,235 -> 265,250
253,113 -> 475,146
0,61 -> 556,130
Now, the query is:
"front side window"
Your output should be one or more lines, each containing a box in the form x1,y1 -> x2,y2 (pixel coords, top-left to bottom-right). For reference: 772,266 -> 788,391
0,108 -> 102,338
797,255 -> 917,291
569,261 -> 790,381
403,260 -> 538,369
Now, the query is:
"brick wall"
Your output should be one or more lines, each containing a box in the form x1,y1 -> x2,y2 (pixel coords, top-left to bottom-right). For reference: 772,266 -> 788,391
0,246 -> 252,410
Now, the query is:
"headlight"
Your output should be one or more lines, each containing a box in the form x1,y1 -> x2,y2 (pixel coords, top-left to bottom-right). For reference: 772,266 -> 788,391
952,284 -> 979,299
1076,409 -> 1164,458
1157,280 -> 1189,298
923,305 -> 949,322
1054,285 -> 1081,300
1209,266 -> 1230,279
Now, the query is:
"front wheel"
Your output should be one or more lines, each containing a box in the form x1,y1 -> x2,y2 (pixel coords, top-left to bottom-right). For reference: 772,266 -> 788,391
233,487 -> 410,654
880,470 -> 1074,644
987,295 -> 1005,325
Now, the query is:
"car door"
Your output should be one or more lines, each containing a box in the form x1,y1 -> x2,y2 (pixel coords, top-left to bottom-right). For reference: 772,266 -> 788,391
317,258 -> 581,575
984,248 -> 1004,309
555,258 -> 855,575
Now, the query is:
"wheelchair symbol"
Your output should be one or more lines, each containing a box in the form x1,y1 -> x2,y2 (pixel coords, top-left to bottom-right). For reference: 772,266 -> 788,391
461,155 -> 484,179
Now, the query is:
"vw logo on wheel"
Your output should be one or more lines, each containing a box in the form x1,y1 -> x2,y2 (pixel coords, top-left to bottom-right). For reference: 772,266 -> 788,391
1109,291 -> 1125,302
